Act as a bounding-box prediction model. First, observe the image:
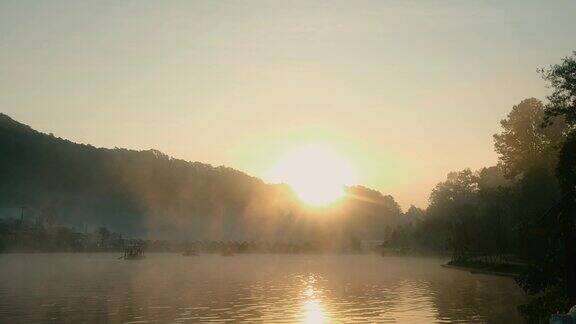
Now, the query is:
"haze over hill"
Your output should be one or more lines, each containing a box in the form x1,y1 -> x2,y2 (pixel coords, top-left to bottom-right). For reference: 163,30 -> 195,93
0,113 -> 408,242
4,1 -> 576,210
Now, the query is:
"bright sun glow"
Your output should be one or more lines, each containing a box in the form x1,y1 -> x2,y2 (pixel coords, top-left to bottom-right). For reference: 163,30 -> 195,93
265,143 -> 358,206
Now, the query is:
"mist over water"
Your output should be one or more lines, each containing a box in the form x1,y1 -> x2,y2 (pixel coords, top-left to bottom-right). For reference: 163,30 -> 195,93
1,0 -> 576,320
0,254 -> 525,323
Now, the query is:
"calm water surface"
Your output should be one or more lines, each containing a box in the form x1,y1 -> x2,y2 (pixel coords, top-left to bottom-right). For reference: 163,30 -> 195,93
0,254 -> 526,323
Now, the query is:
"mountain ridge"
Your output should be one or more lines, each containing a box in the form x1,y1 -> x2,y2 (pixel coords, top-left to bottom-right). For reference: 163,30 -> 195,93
0,113 -> 404,241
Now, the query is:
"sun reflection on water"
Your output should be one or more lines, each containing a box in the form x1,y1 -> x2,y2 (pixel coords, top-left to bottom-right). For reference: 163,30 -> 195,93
301,275 -> 330,324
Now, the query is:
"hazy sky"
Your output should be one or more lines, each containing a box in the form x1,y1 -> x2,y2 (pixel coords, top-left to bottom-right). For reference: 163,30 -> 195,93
2,0 -> 575,209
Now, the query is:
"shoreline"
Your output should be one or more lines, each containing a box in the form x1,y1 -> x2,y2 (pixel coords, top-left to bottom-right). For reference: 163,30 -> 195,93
441,260 -> 526,278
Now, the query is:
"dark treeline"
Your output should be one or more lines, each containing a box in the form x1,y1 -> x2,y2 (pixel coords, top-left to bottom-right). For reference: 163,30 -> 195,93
0,113 -> 406,242
0,216 -> 126,253
0,216 -> 365,254
386,96 -> 567,260
386,52 -> 576,322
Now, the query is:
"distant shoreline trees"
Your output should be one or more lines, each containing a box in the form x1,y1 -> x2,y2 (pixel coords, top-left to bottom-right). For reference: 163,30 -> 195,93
0,214 -> 372,254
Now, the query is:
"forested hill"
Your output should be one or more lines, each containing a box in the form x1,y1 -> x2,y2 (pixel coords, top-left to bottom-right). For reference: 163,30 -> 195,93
0,113 -> 405,241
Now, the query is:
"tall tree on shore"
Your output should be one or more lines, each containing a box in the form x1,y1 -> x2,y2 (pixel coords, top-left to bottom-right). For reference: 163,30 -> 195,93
493,98 -> 567,178
542,52 -> 576,127
515,53 -> 576,320
493,97 -> 567,271
542,52 -> 576,305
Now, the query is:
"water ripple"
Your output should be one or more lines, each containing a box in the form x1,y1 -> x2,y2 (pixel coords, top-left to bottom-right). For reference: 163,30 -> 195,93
0,254 -> 525,323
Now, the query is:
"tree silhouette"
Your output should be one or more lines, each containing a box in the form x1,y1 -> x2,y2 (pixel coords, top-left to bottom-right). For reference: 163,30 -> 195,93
494,98 -> 566,178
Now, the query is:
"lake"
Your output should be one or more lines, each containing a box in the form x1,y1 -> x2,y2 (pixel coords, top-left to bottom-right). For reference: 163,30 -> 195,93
0,253 -> 526,323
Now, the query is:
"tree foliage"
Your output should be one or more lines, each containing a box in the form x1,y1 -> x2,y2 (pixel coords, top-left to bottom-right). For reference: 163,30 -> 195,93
494,98 -> 567,178
542,52 -> 576,126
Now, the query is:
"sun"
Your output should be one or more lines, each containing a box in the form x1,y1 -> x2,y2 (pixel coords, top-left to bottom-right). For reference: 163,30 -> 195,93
265,143 -> 358,206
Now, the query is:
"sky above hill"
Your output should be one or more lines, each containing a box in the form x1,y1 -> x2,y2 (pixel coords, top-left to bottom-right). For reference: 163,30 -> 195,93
2,0 -> 576,209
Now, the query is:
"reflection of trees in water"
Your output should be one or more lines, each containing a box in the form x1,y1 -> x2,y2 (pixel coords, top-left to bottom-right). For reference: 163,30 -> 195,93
427,272 -> 526,323
285,256 -> 525,323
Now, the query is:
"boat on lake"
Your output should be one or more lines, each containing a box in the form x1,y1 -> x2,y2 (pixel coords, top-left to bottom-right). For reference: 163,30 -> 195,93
122,244 -> 145,260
